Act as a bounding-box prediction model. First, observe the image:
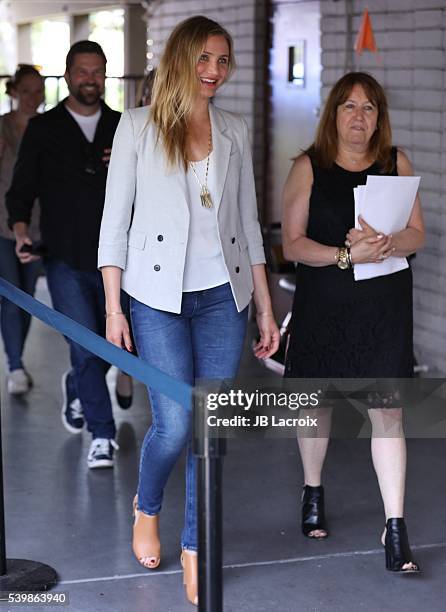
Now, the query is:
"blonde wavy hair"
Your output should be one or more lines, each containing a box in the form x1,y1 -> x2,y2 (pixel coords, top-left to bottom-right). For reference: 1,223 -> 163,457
150,15 -> 235,170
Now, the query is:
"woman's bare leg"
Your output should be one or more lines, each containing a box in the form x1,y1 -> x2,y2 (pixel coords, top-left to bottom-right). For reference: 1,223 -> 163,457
369,408 -> 406,519
368,407 -> 416,570
297,406 -> 332,537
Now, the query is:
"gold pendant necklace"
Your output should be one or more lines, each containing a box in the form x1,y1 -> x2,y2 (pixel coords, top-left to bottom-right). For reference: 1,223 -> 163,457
199,185 -> 213,209
189,128 -> 213,209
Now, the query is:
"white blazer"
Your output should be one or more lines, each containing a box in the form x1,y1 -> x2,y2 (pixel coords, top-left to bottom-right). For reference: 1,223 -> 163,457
98,103 -> 265,313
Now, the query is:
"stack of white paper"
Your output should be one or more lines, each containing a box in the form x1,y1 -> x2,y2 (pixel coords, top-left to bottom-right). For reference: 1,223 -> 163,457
353,175 -> 420,281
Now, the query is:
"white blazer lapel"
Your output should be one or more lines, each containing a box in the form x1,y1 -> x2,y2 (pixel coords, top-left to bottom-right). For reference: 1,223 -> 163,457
162,150 -> 190,215
170,165 -> 189,213
143,118 -> 190,215
209,104 -> 232,213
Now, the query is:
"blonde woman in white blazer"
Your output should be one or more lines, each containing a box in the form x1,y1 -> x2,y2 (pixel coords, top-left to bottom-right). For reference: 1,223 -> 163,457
98,15 -> 279,606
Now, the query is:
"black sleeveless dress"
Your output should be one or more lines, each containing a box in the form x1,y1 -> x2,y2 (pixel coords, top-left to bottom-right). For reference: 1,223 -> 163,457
285,148 -> 414,379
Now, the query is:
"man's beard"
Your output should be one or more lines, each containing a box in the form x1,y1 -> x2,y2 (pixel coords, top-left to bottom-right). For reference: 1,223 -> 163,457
71,84 -> 102,106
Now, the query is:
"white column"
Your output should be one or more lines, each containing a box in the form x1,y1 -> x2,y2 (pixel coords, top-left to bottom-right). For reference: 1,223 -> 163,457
17,23 -> 33,64
123,4 -> 147,108
70,14 -> 90,44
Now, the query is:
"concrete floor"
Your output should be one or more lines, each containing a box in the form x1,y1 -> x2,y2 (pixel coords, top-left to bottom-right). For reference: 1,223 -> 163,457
0,278 -> 445,611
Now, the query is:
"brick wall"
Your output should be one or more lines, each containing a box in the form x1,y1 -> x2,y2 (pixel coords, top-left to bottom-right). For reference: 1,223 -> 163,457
147,0 -> 268,215
320,0 -> 446,373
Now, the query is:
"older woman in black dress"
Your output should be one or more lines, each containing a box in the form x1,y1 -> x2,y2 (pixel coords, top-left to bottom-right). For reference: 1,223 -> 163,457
282,72 -> 424,573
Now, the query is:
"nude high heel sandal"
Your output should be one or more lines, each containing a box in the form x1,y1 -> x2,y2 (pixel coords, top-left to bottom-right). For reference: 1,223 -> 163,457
180,550 -> 198,606
132,495 -> 161,569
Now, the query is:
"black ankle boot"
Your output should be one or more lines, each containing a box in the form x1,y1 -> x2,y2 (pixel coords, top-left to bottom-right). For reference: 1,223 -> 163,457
301,485 -> 328,538
384,518 -> 420,573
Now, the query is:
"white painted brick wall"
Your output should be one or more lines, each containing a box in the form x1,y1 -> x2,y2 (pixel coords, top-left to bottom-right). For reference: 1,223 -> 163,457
414,29 -> 443,47
419,173 -> 441,192
321,16 -> 346,32
413,0 -> 446,9
412,111 -> 442,130
412,131 -> 442,150
413,69 -> 443,89
414,10 -> 443,27
376,31 -> 414,50
320,1 -> 446,372
384,69 -> 412,88
389,109 -> 412,128
392,128 -> 412,148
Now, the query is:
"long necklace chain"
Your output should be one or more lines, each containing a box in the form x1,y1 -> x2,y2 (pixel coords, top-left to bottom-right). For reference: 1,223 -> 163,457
189,129 -> 213,209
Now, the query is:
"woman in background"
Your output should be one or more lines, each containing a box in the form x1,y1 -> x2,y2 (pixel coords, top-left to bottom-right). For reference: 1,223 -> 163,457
282,72 -> 424,573
0,65 -> 44,394
136,69 -> 156,107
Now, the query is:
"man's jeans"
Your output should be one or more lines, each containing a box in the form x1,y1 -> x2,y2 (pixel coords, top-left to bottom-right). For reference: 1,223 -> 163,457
0,236 -> 40,371
130,282 -> 248,551
45,258 -> 115,440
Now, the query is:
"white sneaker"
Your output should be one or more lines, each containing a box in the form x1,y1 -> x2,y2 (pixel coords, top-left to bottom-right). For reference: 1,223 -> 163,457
87,438 -> 119,469
7,369 -> 30,395
61,371 -> 84,434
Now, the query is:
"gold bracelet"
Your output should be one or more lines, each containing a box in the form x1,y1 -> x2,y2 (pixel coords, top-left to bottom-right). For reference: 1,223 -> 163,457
336,247 -> 350,270
105,311 -> 124,318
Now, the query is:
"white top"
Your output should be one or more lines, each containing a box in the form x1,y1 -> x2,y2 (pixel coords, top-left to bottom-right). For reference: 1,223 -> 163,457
65,105 -> 101,142
183,152 -> 230,292
98,105 -> 266,314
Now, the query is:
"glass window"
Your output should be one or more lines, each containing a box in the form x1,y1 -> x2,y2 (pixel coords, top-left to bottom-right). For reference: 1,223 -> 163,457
31,19 -> 70,76
31,19 -> 70,110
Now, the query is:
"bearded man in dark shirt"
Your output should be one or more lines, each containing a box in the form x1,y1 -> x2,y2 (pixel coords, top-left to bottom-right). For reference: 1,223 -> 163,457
7,40 -> 125,469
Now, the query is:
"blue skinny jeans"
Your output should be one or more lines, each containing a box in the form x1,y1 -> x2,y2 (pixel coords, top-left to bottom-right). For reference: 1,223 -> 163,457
130,282 -> 248,550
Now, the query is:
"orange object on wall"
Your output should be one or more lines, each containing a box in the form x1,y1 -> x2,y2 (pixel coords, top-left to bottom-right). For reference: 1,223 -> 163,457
355,9 -> 378,54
